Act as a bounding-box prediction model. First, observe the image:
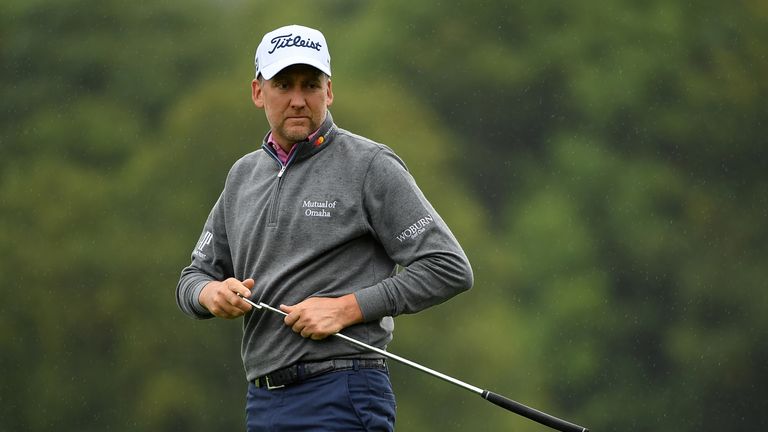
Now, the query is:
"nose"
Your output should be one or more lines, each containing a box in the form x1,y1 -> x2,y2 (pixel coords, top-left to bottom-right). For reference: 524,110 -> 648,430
289,89 -> 306,109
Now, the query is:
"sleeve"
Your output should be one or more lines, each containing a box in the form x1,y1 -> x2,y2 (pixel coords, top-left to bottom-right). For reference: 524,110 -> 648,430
353,147 -> 474,322
175,193 -> 235,319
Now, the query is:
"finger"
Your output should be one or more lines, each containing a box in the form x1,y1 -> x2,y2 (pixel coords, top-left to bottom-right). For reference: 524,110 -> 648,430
291,320 -> 305,335
218,289 -> 251,315
243,278 -> 255,289
227,279 -> 252,298
211,302 -> 244,319
221,306 -> 244,319
227,296 -> 253,316
233,296 -> 253,312
280,304 -> 299,326
229,289 -> 253,312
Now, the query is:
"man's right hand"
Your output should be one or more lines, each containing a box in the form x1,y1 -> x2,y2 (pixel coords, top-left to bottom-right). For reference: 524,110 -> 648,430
199,278 -> 255,319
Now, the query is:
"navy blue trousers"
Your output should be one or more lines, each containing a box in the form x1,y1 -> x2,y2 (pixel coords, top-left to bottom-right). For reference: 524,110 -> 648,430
245,368 -> 396,431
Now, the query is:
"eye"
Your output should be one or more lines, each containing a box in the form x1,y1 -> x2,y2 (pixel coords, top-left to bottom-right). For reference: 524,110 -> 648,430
273,80 -> 290,90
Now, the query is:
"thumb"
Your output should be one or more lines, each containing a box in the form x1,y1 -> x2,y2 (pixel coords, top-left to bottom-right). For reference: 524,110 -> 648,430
238,278 -> 255,298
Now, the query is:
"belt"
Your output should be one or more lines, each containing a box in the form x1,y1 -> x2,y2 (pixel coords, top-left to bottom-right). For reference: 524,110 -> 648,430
253,358 -> 387,390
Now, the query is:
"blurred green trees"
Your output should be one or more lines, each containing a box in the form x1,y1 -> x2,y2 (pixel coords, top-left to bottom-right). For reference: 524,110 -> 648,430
1,0 -> 766,431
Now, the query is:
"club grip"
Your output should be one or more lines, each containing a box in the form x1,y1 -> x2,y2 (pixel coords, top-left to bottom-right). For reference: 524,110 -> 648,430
482,390 -> 588,432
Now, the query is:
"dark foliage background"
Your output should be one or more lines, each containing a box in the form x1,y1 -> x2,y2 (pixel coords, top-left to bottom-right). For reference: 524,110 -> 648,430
2,1 -> 766,430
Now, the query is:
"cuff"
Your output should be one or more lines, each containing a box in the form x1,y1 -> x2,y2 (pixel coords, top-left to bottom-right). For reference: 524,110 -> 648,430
191,279 -> 215,318
353,283 -> 391,322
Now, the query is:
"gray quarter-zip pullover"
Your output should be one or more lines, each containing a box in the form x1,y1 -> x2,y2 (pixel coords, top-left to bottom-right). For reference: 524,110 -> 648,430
177,112 -> 473,380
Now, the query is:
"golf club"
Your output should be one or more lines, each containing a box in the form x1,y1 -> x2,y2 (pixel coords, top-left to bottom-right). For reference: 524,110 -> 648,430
238,295 -> 589,432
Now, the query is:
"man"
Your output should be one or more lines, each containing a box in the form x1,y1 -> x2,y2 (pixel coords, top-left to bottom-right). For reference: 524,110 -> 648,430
176,24 -> 473,431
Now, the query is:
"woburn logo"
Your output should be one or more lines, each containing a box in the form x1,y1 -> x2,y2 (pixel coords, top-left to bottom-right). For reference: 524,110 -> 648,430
395,215 -> 434,242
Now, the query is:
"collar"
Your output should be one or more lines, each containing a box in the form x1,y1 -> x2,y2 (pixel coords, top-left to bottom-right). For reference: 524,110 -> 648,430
261,111 -> 336,163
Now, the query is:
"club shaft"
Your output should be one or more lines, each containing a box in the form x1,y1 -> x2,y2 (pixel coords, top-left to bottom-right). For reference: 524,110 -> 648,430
240,297 -> 588,432
245,298 -> 484,394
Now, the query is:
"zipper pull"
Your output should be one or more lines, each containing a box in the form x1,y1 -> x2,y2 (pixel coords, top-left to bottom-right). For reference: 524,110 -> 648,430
277,165 -> 287,178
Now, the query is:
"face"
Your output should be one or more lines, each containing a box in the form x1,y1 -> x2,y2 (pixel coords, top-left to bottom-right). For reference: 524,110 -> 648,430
251,64 -> 334,149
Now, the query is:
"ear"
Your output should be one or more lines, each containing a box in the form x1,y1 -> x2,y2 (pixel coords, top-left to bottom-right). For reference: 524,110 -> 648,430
325,79 -> 334,107
251,79 -> 265,108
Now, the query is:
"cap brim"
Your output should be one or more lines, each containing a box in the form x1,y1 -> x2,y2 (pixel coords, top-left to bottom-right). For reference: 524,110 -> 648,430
259,56 -> 332,80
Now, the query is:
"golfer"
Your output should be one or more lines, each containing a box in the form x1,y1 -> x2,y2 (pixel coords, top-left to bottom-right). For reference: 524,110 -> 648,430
176,24 -> 473,431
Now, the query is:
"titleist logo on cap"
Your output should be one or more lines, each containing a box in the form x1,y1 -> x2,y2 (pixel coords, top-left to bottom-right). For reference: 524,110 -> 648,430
255,25 -> 332,80
267,33 -> 323,54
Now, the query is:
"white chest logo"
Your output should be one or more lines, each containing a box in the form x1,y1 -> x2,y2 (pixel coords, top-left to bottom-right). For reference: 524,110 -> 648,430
302,200 -> 337,218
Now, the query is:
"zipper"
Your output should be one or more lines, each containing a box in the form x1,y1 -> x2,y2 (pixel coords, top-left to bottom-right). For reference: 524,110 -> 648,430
264,144 -> 298,226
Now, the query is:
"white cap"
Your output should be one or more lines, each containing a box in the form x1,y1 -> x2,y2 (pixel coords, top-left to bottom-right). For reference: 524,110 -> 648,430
255,25 -> 331,80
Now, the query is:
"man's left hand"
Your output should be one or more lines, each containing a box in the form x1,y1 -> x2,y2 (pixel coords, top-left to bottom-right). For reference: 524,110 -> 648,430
280,294 -> 363,340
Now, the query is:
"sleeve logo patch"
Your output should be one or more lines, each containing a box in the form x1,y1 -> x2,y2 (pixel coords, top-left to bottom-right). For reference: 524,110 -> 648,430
194,231 -> 213,259
395,215 -> 434,242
